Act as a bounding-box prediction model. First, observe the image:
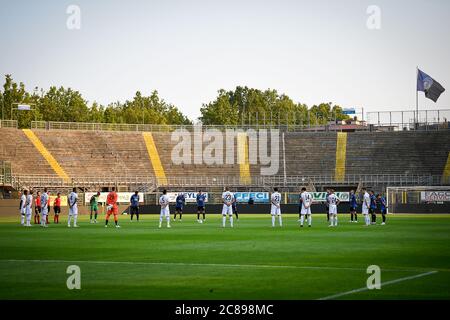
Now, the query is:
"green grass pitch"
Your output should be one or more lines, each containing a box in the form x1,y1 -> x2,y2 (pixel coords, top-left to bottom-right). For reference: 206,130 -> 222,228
0,214 -> 449,300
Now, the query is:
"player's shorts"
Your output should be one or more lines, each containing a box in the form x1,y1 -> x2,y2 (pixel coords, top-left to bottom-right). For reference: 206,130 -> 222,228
362,207 -> 369,215
301,206 -> 311,215
232,206 -> 238,214
69,206 -> 78,216
271,204 -> 281,216
54,206 -> 61,215
369,208 -> 375,215
197,206 -> 205,212
329,205 -> 337,215
175,206 -> 183,212
107,205 -> 118,215
41,207 -> 49,216
350,206 -> 356,212
35,206 -> 41,214
130,206 -> 139,215
90,205 -> 98,212
160,207 -> 170,217
222,204 -> 233,216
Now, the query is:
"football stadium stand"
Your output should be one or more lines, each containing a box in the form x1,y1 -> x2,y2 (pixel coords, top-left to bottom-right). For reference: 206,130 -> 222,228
1,123 -> 449,193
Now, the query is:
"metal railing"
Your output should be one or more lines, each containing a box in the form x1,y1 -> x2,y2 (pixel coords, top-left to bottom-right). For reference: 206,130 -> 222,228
0,120 -> 18,128
367,109 -> 450,126
29,120 -> 450,132
10,173 -> 445,190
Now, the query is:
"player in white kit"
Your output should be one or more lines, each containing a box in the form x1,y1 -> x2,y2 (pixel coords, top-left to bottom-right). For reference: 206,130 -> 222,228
221,187 -> 234,228
19,190 -> 26,226
328,189 -> 340,227
40,188 -> 49,228
68,187 -> 79,227
159,189 -> 171,228
25,190 -> 33,227
299,187 -> 313,227
270,188 -> 282,227
361,188 -> 371,226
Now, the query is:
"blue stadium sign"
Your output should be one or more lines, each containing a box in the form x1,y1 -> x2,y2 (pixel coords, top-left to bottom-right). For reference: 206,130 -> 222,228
342,108 -> 356,115
234,192 -> 269,203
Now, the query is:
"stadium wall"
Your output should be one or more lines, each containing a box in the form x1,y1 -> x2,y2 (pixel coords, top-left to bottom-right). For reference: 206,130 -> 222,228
139,204 -> 350,214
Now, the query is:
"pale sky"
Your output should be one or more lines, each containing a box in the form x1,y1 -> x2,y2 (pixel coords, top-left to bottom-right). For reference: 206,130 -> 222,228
1,0 -> 449,121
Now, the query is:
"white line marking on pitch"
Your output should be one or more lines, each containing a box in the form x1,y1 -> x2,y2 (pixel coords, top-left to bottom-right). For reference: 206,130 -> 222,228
318,271 -> 438,300
0,259 -> 437,273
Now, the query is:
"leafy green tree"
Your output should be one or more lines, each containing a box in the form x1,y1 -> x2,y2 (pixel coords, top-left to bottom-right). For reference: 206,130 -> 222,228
0,75 -> 192,128
199,86 -> 349,126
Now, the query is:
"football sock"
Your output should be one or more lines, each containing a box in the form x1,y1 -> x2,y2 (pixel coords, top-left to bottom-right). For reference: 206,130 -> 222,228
307,215 -> 312,226
136,213 -> 139,221
235,212 -> 238,219
203,213 -> 206,220
166,216 -> 170,226
21,215 -> 25,225
278,216 -> 282,227
300,215 -> 304,226
222,216 -> 226,227
73,215 -> 78,226
230,216 -> 233,227
68,215 -> 72,226
26,215 -> 31,226
382,215 -> 386,223
197,213 -> 200,220
334,216 -> 338,226
271,215 -> 275,227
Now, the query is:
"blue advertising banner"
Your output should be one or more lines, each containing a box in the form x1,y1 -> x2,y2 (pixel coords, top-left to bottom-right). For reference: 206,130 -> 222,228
234,192 -> 269,203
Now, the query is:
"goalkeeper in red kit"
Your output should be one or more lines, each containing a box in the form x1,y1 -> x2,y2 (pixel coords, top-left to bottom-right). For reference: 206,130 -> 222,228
105,187 -> 120,228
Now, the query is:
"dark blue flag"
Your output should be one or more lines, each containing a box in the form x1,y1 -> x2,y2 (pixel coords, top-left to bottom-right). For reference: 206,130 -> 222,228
417,69 -> 445,102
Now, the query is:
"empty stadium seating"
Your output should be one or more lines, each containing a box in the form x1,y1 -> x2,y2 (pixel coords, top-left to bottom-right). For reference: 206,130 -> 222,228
0,128 -> 55,175
0,127 -> 449,189
33,130 -> 154,177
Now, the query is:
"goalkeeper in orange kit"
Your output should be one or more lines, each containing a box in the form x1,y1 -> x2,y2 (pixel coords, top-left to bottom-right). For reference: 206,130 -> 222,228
105,187 -> 120,228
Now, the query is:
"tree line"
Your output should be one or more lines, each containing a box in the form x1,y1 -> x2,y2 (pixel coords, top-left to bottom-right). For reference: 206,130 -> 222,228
0,75 -> 349,128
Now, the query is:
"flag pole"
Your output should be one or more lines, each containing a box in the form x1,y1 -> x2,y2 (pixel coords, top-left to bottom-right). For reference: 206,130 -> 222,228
416,66 -> 419,126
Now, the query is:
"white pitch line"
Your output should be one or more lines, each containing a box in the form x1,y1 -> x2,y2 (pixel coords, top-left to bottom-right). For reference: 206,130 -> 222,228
0,259 -> 438,273
318,271 -> 438,300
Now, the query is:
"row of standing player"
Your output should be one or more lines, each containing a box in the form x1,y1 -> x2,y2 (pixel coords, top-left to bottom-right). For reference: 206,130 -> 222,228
158,187 -> 388,229
19,188 -> 63,227
337,188 -> 387,226
158,187 -> 336,228
20,187 -> 387,229
158,188 -> 239,228
296,187 -> 387,228
19,187 -> 123,228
